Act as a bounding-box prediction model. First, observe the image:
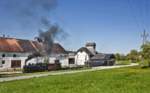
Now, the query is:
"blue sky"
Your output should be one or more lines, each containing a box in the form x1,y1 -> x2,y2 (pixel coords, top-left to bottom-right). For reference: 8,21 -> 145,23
0,0 -> 150,54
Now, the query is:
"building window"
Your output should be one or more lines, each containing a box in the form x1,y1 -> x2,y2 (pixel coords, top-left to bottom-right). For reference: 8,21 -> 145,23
13,54 -> 17,57
11,60 -> 21,68
2,60 -> 5,64
69,58 -> 75,64
2,54 -> 5,57
55,60 -> 60,64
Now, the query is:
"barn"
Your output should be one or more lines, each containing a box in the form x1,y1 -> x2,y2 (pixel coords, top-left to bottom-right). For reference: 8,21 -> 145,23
0,37 -> 70,70
0,37 -> 43,70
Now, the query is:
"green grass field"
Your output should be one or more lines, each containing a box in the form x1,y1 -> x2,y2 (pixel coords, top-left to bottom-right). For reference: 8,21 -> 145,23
0,66 -> 150,93
116,60 -> 131,65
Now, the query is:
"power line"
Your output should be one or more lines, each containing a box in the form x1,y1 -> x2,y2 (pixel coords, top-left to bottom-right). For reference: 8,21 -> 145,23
141,30 -> 149,45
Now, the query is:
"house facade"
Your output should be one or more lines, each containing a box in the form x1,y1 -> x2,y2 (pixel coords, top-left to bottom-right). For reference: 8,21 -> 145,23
75,42 -> 115,67
48,44 -> 76,68
0,37 -> 72,70
0,37 -> 44,70
75,47 -> 91,66
0,37 -> 115,71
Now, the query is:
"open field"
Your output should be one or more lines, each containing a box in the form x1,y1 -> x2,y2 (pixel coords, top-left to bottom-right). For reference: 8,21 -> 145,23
0,66 -> 150,93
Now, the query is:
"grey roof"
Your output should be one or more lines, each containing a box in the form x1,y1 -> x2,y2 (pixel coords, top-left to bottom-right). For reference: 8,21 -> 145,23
77,47 -> 94,56
86,48 -> 96,55
91,53 -> 115,60
86,42 -> 96,46
91,53 -> 105,60
66,51 -> 76,54
104,54 -> 115,59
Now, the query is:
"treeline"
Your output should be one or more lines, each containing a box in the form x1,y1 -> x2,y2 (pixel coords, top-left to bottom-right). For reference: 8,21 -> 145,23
115,42 -> 150,67
115,49 -> 140,62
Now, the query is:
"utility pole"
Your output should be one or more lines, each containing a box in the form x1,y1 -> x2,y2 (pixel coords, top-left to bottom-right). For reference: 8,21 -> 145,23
141,30 -> 149,67
141,30 -> 149,45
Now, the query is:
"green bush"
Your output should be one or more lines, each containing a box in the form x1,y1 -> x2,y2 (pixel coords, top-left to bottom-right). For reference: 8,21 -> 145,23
139,60 -> 150,68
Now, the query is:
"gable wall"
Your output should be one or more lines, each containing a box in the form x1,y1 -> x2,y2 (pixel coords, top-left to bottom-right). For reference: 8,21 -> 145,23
75,51 -> 89,66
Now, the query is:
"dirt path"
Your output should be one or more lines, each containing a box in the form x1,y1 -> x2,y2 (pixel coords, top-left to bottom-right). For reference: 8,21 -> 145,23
0,63 -> 138,82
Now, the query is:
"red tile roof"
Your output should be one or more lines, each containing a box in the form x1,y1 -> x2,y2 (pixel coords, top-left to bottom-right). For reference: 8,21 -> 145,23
0,38 -> 23,52
0,38 -> 41,52
51,43 -> 66,54
0,38 -> 66,54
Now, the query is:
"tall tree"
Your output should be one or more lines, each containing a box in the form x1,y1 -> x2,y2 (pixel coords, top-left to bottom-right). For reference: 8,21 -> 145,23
141,42 -> 150,66
115,53 -> 121,61
115,53 -> 127,61
127,49 -> 139,63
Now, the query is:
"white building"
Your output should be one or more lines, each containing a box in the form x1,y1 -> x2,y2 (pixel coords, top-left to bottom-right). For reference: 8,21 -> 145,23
0,37 -> 73,71
75,47 -> 91,66
75,42 -> 95,66
48,44 -> 76,68
0,37 -> 45,70
0,37 -> 115,71
75,42 -> 115,67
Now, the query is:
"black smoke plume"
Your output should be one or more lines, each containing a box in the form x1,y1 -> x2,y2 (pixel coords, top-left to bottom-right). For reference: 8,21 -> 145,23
4,0 -> 67,64
38,20 -> 64,55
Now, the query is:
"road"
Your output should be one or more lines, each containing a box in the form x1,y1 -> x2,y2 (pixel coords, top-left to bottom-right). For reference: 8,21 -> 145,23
0,63 -> 138,82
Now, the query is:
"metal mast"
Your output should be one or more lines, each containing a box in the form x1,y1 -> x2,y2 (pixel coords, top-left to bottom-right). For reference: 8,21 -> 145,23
141,30 -> 149,45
